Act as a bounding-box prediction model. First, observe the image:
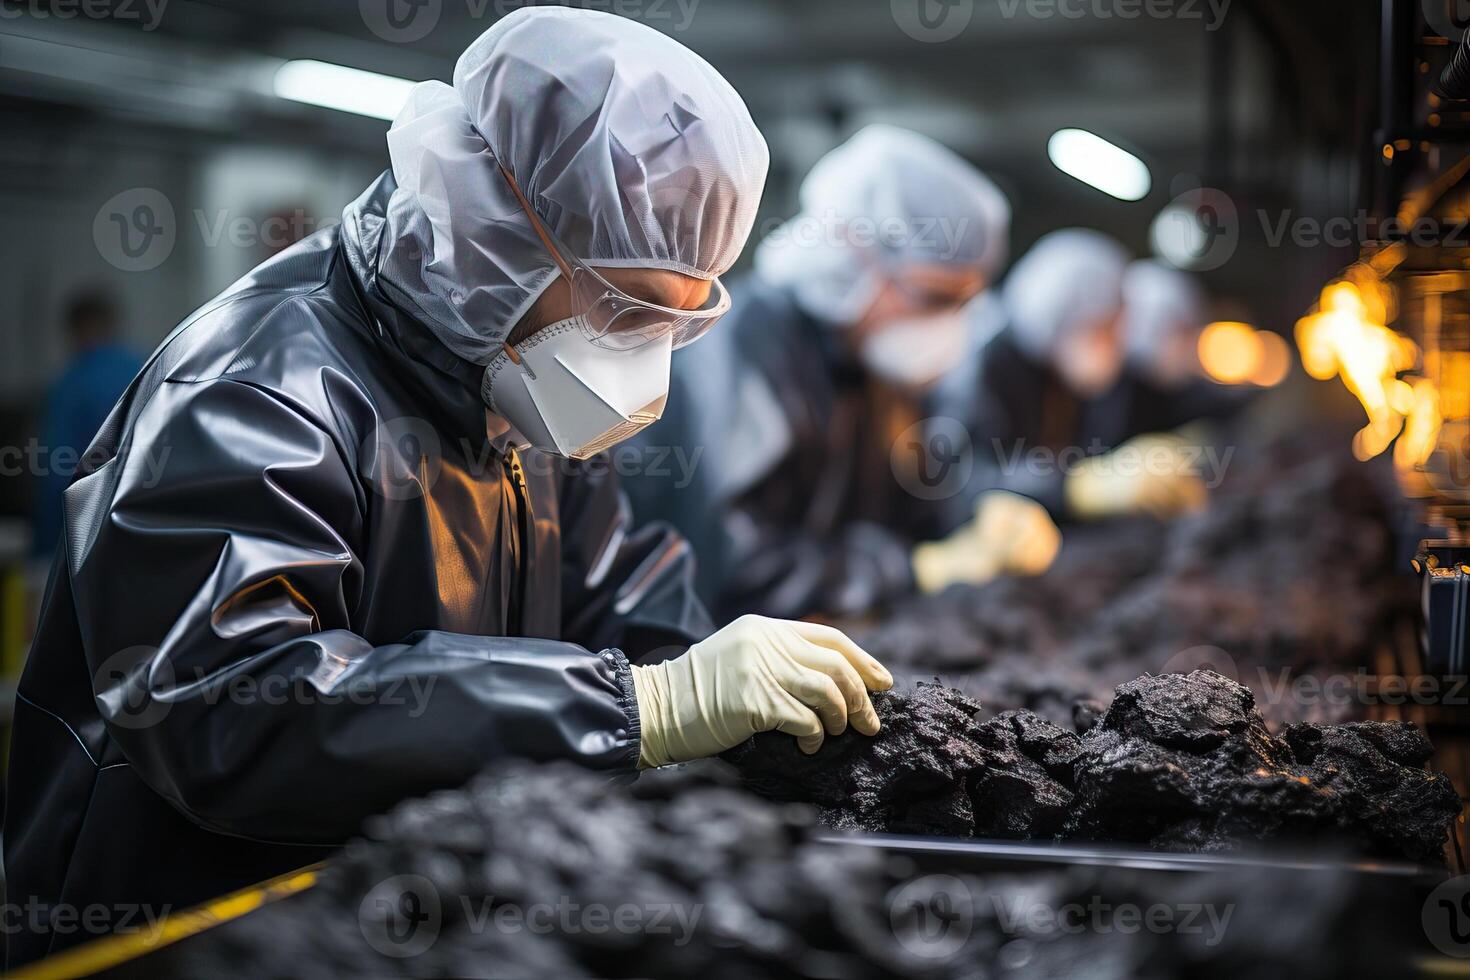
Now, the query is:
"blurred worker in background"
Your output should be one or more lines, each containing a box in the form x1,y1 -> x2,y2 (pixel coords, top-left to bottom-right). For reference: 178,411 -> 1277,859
1093,259 -> 1246,437
625,125 -> 1011,621
31,290 -> 142,560
920,231 -> 1208,592
5,10 -> 894,967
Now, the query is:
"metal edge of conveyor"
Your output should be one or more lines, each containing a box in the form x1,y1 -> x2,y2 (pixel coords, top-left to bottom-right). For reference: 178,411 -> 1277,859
5,838 -> 1445,977
816,831 -> 1447,880
7,864 -> 322,980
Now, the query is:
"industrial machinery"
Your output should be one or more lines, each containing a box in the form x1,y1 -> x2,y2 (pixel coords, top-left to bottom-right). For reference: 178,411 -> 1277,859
1324,2 -> 1470,673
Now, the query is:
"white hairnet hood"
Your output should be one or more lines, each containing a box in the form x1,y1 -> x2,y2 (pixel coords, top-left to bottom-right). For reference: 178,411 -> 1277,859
378,7 -> 770,364
1004,229 -> 1131,359
753,125 -> 1011,325
1122,259 -> 1206,365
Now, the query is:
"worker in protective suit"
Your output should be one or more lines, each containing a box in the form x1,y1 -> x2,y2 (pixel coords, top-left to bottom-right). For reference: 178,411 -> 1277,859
624,125 -> 1012,620
1095,259 -> 1245,436
3,10 -> 893,967
919,232 -> 1208,592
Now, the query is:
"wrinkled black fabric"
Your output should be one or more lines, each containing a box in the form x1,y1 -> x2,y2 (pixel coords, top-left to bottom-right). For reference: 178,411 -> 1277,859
723,673 -> 1460,864
3,173 -> 711,967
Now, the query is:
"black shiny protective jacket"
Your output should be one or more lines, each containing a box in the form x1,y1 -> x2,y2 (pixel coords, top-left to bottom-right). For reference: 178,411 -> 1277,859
3,175 -> 710,966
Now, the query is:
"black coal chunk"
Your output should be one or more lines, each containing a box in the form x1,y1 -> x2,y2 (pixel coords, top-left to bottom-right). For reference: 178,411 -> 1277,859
1065,672 -> 1462,863
724,671 -> 1460,864
719,683 -> 991,836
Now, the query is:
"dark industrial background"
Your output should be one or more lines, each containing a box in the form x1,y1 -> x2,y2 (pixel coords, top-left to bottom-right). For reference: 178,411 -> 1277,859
0,0 -> 1401,681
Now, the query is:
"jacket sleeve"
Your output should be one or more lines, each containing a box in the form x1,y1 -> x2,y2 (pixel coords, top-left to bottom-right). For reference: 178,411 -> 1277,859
68,377 -> 640,844
932,353 -> 1068,532
716,509 -> 915,622
957,387 -> 1069,517
556,458 -> 713,663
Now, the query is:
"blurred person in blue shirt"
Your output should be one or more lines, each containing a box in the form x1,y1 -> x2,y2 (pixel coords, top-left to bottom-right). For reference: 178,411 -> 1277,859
32,291 -> 142,558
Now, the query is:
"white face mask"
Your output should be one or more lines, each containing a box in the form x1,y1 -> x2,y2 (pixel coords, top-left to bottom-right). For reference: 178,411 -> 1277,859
482,315 -> 673,459
859,313 -> 970,390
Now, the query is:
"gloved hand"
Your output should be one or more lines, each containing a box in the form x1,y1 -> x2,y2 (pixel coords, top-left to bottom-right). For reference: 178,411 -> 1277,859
1064,433 -> 1208,520
911,491 -> 1062,593
630,615 -> 894,768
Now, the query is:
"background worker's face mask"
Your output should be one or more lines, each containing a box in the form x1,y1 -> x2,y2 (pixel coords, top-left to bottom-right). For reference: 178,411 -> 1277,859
859,312 -> 970,390
855,260 -> 983,390
1054,317 -> 1125,398
482,165 -> 730,458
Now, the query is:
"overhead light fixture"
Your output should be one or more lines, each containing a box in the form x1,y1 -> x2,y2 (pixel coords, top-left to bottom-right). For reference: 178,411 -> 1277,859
1047,128 -> 1152,202
273,60 -> 417,121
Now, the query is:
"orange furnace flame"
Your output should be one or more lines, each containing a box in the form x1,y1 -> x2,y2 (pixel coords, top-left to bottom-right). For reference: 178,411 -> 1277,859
1294,271 -> 1444,466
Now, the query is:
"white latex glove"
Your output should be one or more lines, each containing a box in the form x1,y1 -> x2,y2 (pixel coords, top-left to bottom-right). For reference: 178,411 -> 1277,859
1065,433 -> 1208,520
912,491 -> 1062,593
630,615 -> 894,768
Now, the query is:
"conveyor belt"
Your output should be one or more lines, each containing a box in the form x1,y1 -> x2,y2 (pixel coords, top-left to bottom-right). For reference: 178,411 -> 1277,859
11,865 -> 320,980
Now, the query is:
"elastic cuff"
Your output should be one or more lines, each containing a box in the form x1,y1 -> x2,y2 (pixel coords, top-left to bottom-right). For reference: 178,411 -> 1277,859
601,647 -> 642,772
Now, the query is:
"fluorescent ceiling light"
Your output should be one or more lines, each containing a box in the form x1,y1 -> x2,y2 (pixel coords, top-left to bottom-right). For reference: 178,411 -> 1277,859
1047,129 -> 1152,202
273,60 -> 416,121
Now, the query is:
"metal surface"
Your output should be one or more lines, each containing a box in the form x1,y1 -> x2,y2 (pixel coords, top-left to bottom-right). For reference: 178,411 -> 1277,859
817,831 -> 1447,880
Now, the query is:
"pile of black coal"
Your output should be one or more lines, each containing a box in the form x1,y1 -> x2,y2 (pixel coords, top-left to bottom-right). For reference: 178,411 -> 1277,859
149,757 -> 1431,980
852,448 -> 1413,726
155,763 -> 938,980
723,671 -> 1461,865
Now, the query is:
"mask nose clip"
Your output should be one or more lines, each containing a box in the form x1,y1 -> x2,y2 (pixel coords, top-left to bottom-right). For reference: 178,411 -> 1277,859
503,341 -> 536,381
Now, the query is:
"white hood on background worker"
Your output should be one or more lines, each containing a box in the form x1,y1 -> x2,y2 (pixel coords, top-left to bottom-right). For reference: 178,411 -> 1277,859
1122,259 -> 1208,386
1004,228 -> 1131,358
753,124 -> 1011,325
378,7 -> 770,364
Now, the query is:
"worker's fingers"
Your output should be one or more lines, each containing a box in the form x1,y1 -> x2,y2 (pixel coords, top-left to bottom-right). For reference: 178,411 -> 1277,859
788,621 -> 893,691
785,665 -> 850,736
793,645 -> 880,736
770,691 -> 826,754
1177,475 -> 1208,512
1135,475 -> 1180,517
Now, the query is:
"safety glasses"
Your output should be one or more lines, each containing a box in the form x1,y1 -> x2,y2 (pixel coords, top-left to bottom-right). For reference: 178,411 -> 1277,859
499,164 -> 730,351
853,236 -> 984,317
